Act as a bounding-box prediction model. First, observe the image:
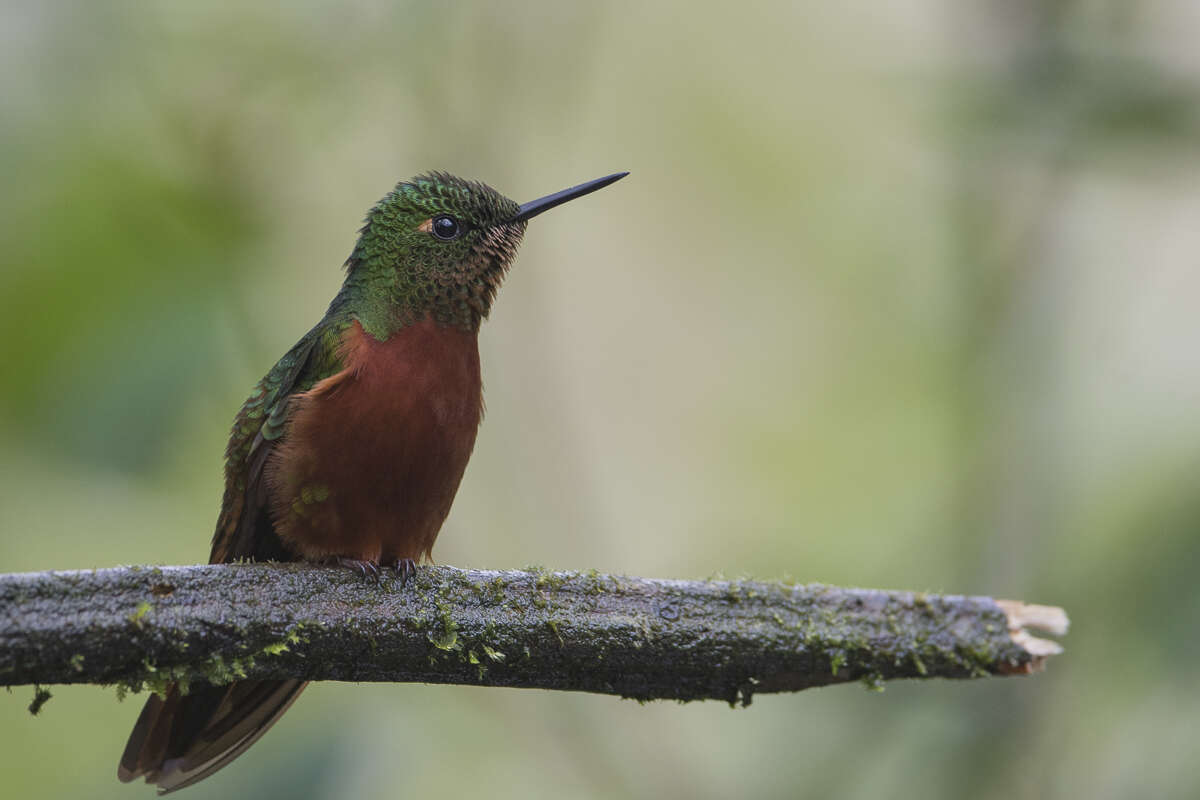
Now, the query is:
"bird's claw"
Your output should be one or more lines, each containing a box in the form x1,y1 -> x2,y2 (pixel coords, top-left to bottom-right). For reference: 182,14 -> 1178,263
390,558 -> 418,588
334,557 -> 381,583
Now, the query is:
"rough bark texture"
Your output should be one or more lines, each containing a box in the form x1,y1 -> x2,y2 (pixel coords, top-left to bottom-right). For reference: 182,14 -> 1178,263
0,564 -> 1067,704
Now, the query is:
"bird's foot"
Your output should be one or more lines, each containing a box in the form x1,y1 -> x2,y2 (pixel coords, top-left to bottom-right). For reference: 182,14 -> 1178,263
388,557 -> 418,588
331,557 -> 381,583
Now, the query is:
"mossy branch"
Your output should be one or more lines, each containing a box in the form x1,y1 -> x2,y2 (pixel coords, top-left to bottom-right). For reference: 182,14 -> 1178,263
0,564 -> 1067,704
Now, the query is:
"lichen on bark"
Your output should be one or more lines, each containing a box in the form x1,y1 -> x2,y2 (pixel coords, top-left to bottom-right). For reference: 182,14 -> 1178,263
0,563 -> 1066,703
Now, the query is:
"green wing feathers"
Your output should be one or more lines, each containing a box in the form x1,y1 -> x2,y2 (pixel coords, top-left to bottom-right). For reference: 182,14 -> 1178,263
209,320 -> 350,563
121,321 -> 349,793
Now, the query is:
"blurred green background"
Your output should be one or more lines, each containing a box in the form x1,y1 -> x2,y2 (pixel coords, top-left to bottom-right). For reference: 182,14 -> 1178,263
3,1 -> 1199,798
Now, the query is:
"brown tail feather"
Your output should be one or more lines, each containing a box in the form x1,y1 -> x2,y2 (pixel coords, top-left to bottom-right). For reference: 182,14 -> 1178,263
118,679 -> 307,794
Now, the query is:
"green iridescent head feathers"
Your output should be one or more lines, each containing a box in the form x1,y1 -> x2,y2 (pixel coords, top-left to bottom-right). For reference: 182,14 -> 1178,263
333,170 -> 628,338
341,172 -> 525,335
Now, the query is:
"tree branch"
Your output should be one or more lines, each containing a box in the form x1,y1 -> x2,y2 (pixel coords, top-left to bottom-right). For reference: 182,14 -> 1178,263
0,564 -> 1067,704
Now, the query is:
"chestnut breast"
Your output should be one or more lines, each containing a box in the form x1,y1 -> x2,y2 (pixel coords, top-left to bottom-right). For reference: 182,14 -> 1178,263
266,317 -> 483,563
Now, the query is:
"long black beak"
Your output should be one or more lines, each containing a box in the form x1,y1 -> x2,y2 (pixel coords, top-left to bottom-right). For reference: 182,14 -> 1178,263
513,172 -> 629,223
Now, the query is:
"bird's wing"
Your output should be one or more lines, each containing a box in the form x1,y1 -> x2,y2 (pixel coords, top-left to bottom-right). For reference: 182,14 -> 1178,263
119,320 -> 351,793
209,319 -> 350,564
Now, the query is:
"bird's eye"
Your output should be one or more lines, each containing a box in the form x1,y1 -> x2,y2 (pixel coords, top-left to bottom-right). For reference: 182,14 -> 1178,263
431,215 -> 461,241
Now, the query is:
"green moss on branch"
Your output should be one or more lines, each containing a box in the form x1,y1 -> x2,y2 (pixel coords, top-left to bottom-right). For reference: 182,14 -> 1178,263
0,564 -> 1067,703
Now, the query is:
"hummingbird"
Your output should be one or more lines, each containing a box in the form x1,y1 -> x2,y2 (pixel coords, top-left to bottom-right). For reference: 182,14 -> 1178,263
117,170 -> 628,793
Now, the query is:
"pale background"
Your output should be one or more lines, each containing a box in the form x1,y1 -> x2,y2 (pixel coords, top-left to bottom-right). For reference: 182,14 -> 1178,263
2,2 -> 1199,798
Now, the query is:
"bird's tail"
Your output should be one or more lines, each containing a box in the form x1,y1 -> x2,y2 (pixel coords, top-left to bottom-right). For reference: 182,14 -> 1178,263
117,679 -> 307,794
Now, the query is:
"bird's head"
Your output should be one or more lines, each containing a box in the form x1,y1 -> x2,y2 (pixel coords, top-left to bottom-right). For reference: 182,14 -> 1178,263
344,171 -> 627,334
